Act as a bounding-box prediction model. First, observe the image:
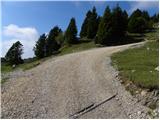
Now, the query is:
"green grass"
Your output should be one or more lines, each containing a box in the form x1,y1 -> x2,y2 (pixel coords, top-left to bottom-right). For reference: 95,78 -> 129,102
17,60 -> 41,70
59,41 -> 97,56
1,63 -> 13,73
1,41 -> 97,73
111,30 -> 159,90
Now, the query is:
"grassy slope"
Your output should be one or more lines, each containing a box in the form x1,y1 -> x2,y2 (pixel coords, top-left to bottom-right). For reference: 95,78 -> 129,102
111,29 -> 159,90
1,41 -> 96,73
59,41 -> 96,56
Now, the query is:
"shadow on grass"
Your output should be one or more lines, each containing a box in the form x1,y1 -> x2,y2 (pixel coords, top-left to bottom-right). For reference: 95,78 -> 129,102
102,34 -> 144,47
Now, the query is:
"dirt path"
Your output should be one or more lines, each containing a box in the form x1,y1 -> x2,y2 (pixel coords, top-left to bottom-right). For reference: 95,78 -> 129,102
1,42 -> 150,118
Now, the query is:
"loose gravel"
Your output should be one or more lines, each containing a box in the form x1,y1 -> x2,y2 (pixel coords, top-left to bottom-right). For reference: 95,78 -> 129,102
1,42 -> 150,119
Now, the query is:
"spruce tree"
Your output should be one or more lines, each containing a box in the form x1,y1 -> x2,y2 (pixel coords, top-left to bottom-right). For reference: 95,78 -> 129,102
128,9 -> 149,33
65,18 -> 78,44
96,6 -> 112,45
46,26 -> 61,56
34,34 -> 46,58
5,41 -> 23,65
96,5 -> 128,45
80,10 -> 92,38
109,5 -> 128,44
80,6 -> 99,39
87,6 -> 99,39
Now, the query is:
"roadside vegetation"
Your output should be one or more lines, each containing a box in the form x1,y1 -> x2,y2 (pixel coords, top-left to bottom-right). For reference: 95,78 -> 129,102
1,4 -> 158,74
111,28 -> 159,90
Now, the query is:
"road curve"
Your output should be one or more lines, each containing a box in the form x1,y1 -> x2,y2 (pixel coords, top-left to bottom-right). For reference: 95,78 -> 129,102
1,42 -> 149,119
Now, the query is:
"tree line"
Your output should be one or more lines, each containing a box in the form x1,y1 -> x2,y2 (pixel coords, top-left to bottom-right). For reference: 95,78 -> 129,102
5,5 -> 159,65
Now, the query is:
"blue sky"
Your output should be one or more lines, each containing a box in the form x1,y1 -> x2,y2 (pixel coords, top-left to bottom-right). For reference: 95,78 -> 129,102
1,1 -> 159,58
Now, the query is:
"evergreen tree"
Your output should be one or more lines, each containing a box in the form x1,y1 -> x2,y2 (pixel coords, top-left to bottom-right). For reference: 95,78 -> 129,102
96,5 -> 128,45
128,9 -> 149,33
109,5 -> 128,44
5,41 -> 23,65
80,10 -> 92,38
128,16 -> 147,33
46,26 -> 61,56
129,9 -> 142,21
34,34 -> 46,58
87,6 -> 99,39
80,6 -> 99,39
65,18 -> 78,44
96,6 -> 112,45
142,10 -> 150,21
55,32 -> 64,46
151,13 -> 159,23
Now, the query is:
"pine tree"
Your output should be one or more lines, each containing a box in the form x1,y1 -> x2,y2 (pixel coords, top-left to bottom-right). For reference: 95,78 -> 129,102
151,13 -> 159,23
80,10 -> 92,38
65,18 -> 78,44
55,32 -> 64,46
142,10 -> 150,21
109,5 -> 128,44
87,6 -> 99,39
129,9 -> 142,21
46,26 -> 61,56
96,5 -> 128,45
96,6 -> 112,45
128,9 -> 149,33
34,34 -> 46,58
5,41 -> 23,65
80,6 -> 100,39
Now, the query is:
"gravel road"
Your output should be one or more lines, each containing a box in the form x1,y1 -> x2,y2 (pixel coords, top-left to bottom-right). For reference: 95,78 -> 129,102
1,42 -> 150,119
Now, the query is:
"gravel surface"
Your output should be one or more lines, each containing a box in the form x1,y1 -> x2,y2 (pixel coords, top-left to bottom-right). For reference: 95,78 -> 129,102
1,42 -> 150,119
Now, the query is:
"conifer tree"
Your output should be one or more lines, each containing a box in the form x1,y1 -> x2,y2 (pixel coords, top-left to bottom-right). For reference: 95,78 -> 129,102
5,41 -> 23,65
80,6 -> 99,39
80,10 -> 92,38
96,5 -> 128,45
34,34 -> 46,58
46,26 -> 61,56
65,18 -> 78,44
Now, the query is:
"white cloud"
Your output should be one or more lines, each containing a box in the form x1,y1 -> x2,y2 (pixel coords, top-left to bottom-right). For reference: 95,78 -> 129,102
129,1 -> 158,14
2,24 -> 39,58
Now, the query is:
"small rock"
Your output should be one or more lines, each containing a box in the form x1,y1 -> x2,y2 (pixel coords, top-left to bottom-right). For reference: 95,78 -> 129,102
135,91 -> 139,94
141,90 -> 147,96
137,111 -> 141,115
115,97 -> 119,100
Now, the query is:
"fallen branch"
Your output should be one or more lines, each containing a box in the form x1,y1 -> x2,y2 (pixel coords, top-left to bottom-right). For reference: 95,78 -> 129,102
69,93 -> 118,118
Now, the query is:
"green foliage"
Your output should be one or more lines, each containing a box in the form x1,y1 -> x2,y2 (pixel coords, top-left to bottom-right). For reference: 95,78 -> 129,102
65,18 -> 78,44
46,26 -> 61,56
142,10 -> 150,21
111,29 -> 159,90
128,9 -> 155,33
128,16 -> 147,33
87,6 -> 99,39
80,10 -> 92,38
151,13 -> 159,23
80,7 -> 100,39
34,34 -> 46,58
5,41 -> 23,65
55,32 -> 65,46
96,5 -> 128,45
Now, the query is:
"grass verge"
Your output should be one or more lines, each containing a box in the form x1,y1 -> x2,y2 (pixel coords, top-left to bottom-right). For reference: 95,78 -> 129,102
111,30 -> 159,90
